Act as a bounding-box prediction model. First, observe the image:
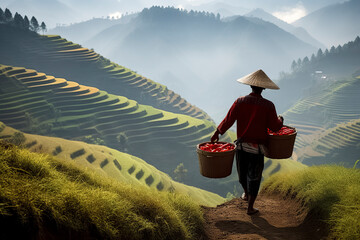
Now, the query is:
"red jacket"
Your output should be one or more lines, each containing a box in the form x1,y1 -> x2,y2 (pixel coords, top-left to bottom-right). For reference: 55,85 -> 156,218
217,93 -> 283,144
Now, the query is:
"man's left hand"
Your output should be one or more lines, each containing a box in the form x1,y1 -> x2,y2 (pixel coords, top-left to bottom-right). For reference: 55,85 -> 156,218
211,130 -> 220,143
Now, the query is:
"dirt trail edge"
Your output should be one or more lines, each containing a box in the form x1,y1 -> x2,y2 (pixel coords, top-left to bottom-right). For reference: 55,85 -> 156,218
202,195 -> 328,240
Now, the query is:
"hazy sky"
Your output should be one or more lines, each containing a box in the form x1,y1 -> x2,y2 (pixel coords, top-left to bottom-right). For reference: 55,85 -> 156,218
1,0 -> 345,27
272,3 -> 307,23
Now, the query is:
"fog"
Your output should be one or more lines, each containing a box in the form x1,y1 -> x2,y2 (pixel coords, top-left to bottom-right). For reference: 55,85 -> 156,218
1,0 -> 354,123
1,0 -> 345,28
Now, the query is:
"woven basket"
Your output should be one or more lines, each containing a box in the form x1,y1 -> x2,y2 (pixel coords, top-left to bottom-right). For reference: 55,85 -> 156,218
196,142 -> 236,178
263,125 -> 297,159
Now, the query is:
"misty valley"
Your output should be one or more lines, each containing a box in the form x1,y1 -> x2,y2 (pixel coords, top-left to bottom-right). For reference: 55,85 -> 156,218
0,1 -> 359,239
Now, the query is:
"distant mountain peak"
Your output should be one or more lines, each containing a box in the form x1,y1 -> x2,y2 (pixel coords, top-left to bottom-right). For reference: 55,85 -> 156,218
244,7 -> 325,49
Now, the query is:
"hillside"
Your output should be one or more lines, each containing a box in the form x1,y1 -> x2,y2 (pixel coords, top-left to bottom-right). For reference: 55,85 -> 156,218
260,36 -> 360,167
281,72 -> 360,166
0,121 -> 224,207
0,63 -> 307,196
0,140 -> 204,240
0,63 -> 234,195
0,23 -> 212,122
47,14 -> 138,44
267,36 -> 360,114
293,0 -> 360,47
80,6 -> 316,122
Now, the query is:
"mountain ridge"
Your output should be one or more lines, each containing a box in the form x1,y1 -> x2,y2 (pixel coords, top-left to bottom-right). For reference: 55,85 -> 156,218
243,8 -> 325,49
293,0 -> 360,47
82,6 -> 317,122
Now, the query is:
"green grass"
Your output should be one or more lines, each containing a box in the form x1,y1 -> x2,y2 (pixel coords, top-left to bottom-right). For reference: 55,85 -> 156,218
0,141 -> 205,240
0,122 -> 225,207
262,165 -> 360,239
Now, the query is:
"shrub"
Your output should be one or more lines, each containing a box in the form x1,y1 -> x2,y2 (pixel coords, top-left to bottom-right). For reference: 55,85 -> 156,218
113,159 -> 121,170
8,132 -> 26,146
145,175 -> 154,186
52,145 -> 62,156
86,154 -> 96,163
70,148 -> 85,159
100,158 -> 109,168
136,169 -> 144,180
25,140 -> 37,148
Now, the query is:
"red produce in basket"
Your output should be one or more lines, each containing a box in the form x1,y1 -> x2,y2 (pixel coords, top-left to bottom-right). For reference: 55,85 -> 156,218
267,126 -> 296,136
200,142 -> 235,152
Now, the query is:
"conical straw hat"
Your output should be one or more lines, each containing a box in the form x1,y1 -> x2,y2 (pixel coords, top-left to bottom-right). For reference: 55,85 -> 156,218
237,69 -> 280,90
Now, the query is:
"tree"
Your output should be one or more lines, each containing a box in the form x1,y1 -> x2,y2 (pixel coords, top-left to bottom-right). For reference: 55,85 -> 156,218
316,48 -> 324,58
40,21 -> 47,35
302,56 -> 309,65
9,132 -> 26,146
30,16 -> 39,32
329,46 -> 336,54
336,45 -> 342,53
216,13 -> 220,21
354,36 -> 360,44
13,12 -> 24,28
23,16 -> 30,30
325,48 -> 330,56
291,60 -> 297,71
0,8 -> 5,22
310,53 -> 316,62
296,58 -> 302,67
173,163 -> 188,183
116,132 -> 128,151
4,8 -> 12,22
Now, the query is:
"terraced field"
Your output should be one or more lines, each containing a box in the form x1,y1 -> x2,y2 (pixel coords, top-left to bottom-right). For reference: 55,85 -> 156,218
282,75 -> 360,165
0,121 -> 224,207
314,119 -> 360,154
283,76 -> 360,130
0,64 -> 237,195
0,64 -> 308,196
0,24 -> 211,121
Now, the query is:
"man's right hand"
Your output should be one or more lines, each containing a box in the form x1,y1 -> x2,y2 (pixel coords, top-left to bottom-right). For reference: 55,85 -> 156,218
211,129 -> 220,143
278,115 -> 284,123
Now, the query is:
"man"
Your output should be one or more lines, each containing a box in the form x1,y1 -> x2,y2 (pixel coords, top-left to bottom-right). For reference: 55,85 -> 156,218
211,69 -> 283,215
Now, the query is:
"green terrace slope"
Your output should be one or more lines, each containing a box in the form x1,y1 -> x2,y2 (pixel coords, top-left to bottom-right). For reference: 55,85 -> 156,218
0,140 -> 205,240
0,64 -> 235,195
0,64 -> 307,196
0,121 -> 224,207
0,24 -> 211,122
282,75 -> 360,165
294,119 -> 360,166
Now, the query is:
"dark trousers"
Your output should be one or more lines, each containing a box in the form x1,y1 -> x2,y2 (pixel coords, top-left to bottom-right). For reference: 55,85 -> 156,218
236,149 -> 264,197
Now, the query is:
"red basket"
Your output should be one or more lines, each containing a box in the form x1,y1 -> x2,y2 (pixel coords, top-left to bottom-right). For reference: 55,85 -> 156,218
196,142 -> 236,178
263,125 -> 297,159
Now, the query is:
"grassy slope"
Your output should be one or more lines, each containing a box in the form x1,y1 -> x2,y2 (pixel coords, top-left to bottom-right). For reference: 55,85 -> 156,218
0,141 -> 204,240
0,121 -> 224,207
262,165 -> 360,239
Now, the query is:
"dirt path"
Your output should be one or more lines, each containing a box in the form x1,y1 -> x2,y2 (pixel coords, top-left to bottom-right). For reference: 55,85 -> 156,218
202,195 -> 327,240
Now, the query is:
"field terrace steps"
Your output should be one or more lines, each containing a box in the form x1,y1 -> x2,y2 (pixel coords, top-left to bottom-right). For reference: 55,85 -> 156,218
283,76 -> 360,137
0,25 -> 211,122
312,119 -> 360,155
0,64 -> 224,176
